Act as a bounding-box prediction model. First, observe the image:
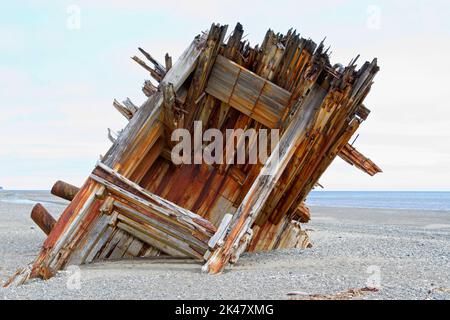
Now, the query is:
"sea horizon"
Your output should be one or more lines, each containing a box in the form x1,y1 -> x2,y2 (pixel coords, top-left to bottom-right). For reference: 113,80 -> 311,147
1,189 -> 449,212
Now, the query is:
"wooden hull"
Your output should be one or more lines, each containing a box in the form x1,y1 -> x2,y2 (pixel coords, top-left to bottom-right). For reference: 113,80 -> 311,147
5,22 -> 381,286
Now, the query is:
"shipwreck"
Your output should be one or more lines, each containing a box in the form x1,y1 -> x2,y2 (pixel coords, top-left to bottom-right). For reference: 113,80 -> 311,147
5,23 -> 381,286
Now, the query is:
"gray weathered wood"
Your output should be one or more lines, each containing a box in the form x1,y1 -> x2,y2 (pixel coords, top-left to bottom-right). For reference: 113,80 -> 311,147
205,55 -> 291,128
203,84 -> 327,274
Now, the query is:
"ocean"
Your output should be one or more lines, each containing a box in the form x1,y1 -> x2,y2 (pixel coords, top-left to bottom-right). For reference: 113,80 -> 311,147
0,190 -> 67,206
1,190 -> 450,211
306,191 -> 450,211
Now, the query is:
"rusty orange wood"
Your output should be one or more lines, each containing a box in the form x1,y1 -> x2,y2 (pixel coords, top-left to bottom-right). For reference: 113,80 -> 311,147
6,23 -> 382,286
31,203 -> 56,235
51,180 -> 80,201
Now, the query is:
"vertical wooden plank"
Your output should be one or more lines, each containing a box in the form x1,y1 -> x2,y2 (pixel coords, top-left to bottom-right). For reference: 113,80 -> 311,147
203,85 -> 327,274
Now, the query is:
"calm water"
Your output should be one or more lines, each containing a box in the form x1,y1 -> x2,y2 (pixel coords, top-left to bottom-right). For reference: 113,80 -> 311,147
1,190 -> 450,211
0,190 -> 66,206
306,191 -> 450,211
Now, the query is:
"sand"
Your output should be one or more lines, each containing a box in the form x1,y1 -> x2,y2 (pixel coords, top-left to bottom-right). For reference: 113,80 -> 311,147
0,191 -> 449,300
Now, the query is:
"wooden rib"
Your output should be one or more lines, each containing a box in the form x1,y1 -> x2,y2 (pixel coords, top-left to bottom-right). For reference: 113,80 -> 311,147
142,80 -> 157,97
205,55 -> 291,128
203,83 -> 326,274
165,53 -> 173,72
113,201 -> 209,253
113,99 -> 135,120
6,33 -> 209,286
338,143 -> 382,176
138,47 -> 166,76
131,56 -> 163,82
129,138 -> 165,183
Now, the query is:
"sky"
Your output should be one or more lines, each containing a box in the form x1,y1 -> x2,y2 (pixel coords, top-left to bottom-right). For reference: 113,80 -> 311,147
0,0 -> 449,190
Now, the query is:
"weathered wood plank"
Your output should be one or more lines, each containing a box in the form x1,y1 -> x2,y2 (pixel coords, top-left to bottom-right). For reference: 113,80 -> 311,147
116,213 -> 203,259
67,213 -> 113,265
7,33 -> 211,285
89,172 -> 213,240
103,34 -> 208,175
138,47 -> 166,76
113,201 -> 209,253
116,221 -> 191,258
131,55 -> 163,82
203,84 -> 326,274
339,143 -> 382,176
205,55 -> 292,128
94,161 -> 216,234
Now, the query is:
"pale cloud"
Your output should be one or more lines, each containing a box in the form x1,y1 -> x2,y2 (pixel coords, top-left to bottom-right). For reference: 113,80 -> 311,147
0,27 -> 26,53
1,1 -> 449,190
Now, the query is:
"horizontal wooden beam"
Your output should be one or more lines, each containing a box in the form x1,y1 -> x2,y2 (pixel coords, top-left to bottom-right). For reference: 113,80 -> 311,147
205,55 -> 291,128
113,201 -> 209,253
295,203 -> 311,223
88,162 -> 216,260
94,161 -> 216,235
131,56 -> 163,82
356,104 -> 371,121
103,32 -> 208,175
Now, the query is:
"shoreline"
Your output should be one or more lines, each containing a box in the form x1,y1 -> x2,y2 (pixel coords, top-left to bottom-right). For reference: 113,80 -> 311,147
1,193 -> 449,299
2,190 -> 450,213
309,205 -> 450,213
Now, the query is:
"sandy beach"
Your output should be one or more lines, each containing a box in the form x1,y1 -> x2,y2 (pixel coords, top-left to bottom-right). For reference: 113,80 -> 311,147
1,191 -> 449,300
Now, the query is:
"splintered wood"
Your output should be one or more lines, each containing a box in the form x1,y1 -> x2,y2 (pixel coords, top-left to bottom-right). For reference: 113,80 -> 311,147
5,22 -> 381,286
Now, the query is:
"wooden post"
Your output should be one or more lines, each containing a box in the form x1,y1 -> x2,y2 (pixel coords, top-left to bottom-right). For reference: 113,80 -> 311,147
165,53 -> 173,71
51,180 -> 80,201
31,203 -> 56,235
338,143 -> 382,176
113,99 -> 138,120
6,23 -> 382,287
184,23 -> 228,129
131,56 -> 163,82
138,47 -> 166,76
